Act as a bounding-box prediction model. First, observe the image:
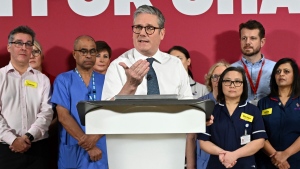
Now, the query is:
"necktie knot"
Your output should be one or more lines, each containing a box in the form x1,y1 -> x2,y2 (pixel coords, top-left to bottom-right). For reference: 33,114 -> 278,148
146,58 -> 154,65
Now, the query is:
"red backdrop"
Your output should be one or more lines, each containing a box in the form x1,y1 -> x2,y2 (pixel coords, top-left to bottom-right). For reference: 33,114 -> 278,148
1,0 -> 300,84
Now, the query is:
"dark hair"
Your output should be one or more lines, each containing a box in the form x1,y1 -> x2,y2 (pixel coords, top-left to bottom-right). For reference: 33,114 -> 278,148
269,58 -> 300,97
167,46 -> 194,78
217,67 -> 248,103
134,5 -> 165,28
239,20 -> 265,39
8,25 -> 35,43
96,41 -> 112,58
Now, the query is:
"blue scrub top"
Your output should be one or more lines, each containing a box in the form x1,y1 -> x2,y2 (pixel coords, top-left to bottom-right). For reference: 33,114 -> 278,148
51,70 -> 108,169
256,96 -> 300,168
198,101 -> 267,169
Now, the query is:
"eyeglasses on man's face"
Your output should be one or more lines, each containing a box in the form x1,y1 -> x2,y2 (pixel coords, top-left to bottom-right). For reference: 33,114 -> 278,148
9,41 -> 33,49
74,48 -> 97,57
132,25 -> 162,35
32,49 -> 41,57
211,74 -> 221,82
222,79 -> 243,87
275,69 -> 291,75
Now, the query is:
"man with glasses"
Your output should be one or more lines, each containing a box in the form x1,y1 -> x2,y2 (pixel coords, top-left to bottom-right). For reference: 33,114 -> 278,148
102,4 -> 194,169
231,20 -> 276,105
51,35 -> 108,169
102,5 -> 192,100
0,26 -> 53,169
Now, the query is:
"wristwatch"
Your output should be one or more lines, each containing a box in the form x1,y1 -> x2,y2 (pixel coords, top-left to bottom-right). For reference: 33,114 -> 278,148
25,132 -> 34,142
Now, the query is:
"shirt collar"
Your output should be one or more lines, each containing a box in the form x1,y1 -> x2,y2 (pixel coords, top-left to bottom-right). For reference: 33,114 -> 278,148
189,76 -> 196,86
218,101 -> 247,107
6,62 -> 34,74
242,54 -> 265,65
133,48 -> 162,64
270,95 -> 298,102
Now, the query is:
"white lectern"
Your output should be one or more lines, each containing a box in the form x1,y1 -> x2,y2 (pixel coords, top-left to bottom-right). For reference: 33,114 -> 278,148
77,98 -> 214,169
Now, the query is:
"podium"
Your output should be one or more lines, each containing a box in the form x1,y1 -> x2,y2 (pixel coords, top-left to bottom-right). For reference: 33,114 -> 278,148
77,97 -> 214,169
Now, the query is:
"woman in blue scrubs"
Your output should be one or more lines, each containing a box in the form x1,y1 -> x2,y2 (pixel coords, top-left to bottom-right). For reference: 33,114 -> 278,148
256,58 -> 300,169
198,67 -> 267,169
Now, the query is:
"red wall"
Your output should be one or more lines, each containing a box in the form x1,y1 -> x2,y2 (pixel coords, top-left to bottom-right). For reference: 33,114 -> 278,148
1,0 -> 300,84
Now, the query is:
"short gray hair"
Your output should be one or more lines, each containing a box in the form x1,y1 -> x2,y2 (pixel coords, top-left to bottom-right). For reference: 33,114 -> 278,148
133,5 -> 165,28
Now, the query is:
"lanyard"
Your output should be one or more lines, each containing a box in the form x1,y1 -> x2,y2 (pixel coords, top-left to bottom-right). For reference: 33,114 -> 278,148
75,68 -> 96,101
241,59 -> 265,96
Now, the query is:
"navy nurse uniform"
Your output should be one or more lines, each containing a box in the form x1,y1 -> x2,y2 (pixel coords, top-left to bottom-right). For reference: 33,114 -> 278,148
198,101 -> 267,169
256,96 -> 300,168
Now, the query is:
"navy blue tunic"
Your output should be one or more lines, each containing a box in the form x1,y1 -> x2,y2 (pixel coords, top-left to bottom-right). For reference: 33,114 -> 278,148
256,96 -> 300,168
198,102 -> 267,169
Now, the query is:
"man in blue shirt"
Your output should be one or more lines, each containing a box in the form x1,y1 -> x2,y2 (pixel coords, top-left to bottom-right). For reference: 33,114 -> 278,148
231,20 -> 275,105
51,35 -> 108,169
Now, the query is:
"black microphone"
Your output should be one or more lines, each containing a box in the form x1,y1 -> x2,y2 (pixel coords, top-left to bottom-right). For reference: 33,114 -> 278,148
147,74 -> 152,81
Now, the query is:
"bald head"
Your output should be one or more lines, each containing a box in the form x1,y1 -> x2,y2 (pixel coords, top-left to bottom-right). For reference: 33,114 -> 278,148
74,35 -> 95,50
73,35 -> 97,70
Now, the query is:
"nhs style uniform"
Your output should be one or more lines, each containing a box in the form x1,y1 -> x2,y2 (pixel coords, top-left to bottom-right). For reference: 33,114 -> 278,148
198,102 -> 267,169
51,70 -> 108,169
196,92 -> 216,169
231,56 -> 275,104
102,48 -> 193,100
256,96 -> 300,168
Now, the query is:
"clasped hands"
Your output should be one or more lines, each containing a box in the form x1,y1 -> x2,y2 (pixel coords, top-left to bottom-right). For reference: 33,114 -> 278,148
219,151 -> 237,168
78,134 -> 102,162
9,135 -> 31,153
270,151 -> 290,169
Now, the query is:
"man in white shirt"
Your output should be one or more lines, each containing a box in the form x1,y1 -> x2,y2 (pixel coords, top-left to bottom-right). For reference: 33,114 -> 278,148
0,26 -> 53,169
102,5 -> 193,100
102,5 -> 195,169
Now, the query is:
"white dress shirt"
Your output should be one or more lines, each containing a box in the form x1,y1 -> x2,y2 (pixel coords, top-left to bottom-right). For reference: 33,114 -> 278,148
0,62 -> 53,145
102,48 -> 193,100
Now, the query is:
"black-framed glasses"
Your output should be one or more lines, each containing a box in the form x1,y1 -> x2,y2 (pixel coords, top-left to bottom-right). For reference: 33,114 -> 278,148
211,74 -> 221,82
276,69 -> 291,75
132,25 -> 162,35
74,48 -> 97,56
222,80 -> 243,87
9,41 -> 33,49
32,49 -> 41,57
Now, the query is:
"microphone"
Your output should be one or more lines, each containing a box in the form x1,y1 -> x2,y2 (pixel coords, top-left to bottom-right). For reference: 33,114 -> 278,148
147,74 -> 152,81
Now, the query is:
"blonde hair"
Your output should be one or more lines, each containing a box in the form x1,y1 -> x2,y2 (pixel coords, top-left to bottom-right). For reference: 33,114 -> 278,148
204,60 -> 231,92
33,40 -> 44,57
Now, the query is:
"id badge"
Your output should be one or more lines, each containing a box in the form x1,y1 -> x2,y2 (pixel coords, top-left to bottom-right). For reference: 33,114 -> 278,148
240,135 -> 251,145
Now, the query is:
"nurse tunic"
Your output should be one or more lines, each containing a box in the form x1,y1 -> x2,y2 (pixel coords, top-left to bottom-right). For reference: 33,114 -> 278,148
256,96 -> 300,168
198,102 -> 267,169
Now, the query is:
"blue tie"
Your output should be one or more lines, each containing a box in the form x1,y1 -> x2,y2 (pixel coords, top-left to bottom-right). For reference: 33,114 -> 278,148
146,58 -> 160,95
